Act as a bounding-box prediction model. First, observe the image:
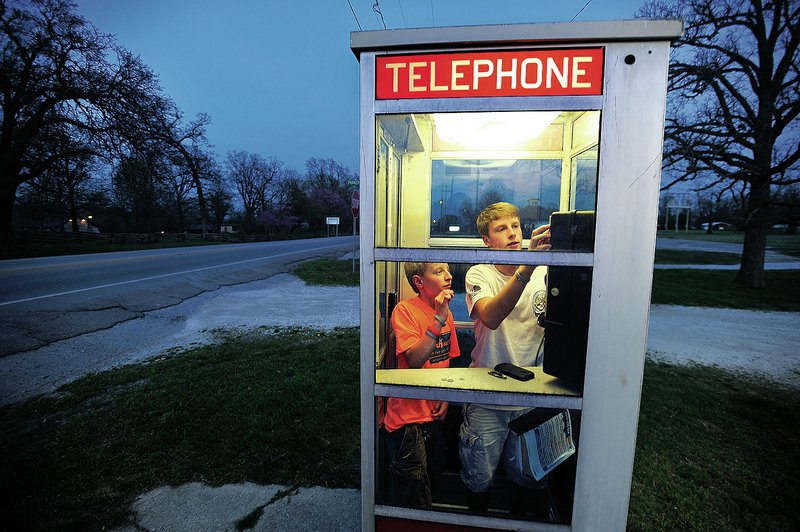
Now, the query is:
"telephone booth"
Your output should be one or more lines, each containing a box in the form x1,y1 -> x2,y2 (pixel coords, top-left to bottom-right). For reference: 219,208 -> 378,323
352,19 -> 682,531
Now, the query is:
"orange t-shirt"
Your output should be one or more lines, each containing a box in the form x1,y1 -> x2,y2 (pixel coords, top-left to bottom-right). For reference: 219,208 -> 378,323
383,296 -> 460,432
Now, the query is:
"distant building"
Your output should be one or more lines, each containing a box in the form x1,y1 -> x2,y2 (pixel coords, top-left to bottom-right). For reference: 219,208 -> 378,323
700,222 -> 733,231
63,218 -> 100,233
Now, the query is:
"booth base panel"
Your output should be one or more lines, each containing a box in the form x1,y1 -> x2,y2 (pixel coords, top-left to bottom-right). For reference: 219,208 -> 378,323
377,515 -> 496,531
376,406 -> 577,526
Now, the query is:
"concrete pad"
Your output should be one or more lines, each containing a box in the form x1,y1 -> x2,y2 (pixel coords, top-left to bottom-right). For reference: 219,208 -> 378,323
127,482 -> 281,532
254,486 -> 361,531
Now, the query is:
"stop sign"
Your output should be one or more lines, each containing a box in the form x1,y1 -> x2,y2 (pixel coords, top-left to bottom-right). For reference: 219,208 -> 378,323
351,190 -> 360,218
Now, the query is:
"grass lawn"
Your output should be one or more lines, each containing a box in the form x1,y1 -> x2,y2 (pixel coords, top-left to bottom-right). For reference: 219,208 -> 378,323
651,269 -> 800,311
631,363 -> 800,531
292,256 -> 800,313
657,229 -> 749,243
0,234 -> 229,259
1,329 -> 797,531
293,258 -> 359,286
654,249 -> 741,265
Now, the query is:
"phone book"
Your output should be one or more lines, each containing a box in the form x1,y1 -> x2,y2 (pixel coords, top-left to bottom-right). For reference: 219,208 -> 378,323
508,409 -> 576,481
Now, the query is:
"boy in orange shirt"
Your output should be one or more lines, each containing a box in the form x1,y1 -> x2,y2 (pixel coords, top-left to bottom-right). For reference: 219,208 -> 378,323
383,262 -> 460,508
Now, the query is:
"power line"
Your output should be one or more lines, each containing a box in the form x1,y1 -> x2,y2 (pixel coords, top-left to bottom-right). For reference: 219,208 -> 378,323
396,0 -> 407,28
346,0 -> 362,30
571,0 -> 594,21
373,1 -> 387,29
430,0 -> 435,26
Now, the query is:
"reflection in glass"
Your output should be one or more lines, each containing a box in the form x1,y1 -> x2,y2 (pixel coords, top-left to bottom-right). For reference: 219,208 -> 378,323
430,159 -> 562,237
571,148 -> 598,212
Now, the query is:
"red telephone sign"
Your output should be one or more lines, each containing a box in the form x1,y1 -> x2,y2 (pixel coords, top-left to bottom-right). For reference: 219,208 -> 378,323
376,48 -> 604,100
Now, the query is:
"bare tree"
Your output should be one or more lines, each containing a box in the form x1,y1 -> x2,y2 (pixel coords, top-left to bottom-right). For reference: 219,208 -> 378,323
205,165 -> 233,233
164,152 -> 195,232
12,125 -> 97,232
639,0 -> 800,288
0,0 -> 164,246
275,168 -> 307,216
112,144 -> 171,234
225,151 -> 283,232
770,184 -> 800,233
304,157 -> 353,193
149,103 -> 214,236
53,150 -> 95,234
304,157 -> 356,230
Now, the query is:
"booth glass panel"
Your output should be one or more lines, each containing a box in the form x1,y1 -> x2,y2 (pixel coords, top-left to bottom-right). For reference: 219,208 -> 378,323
375,111 -> 600,250
376,394 -> 580,525
374,261 -> 591,396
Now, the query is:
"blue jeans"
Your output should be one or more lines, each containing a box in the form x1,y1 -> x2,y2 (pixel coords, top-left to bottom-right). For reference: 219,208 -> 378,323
459,404 -> 547,493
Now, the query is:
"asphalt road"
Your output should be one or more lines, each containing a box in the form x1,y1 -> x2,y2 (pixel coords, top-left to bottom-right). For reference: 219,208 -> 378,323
0,237 -> 355,357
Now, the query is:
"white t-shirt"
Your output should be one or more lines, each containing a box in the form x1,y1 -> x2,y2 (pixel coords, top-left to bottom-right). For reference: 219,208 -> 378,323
465,264 -> 547,369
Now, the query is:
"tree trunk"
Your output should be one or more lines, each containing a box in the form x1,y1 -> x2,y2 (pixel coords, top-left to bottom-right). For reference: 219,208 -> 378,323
176,146 -> 209,238
0,179 -> 19,248
68,181 -> 79,233
736,179 -> 770,289
195,180 -> 209,237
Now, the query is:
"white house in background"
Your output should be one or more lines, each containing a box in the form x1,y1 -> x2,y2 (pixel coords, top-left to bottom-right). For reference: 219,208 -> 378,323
63,218 -> 100,233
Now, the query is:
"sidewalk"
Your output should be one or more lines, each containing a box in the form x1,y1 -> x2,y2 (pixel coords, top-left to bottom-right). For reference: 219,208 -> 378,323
655,235 -> 794,256
654,261 -> 800,270
654,236 -> 800,269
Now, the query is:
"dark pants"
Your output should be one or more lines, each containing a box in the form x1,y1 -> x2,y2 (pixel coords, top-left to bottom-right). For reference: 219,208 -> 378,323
385,421 -> 445,508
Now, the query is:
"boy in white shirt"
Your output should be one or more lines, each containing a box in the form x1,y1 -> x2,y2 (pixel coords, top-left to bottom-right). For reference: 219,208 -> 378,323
459,202 -> 551,515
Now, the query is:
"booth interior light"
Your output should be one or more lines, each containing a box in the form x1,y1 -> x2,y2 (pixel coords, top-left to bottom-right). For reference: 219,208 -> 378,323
433,111 -> 560,150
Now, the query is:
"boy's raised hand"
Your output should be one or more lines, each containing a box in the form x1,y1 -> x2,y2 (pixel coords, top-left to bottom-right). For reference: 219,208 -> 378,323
529,224 -> 552,251
435,289 -> 454,319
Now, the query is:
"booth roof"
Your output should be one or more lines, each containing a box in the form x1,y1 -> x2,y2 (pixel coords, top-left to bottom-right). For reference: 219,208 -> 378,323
350,18 -> 684,57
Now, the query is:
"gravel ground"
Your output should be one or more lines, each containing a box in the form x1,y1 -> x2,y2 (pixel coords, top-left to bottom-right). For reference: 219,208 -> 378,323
647,304 -> 799,388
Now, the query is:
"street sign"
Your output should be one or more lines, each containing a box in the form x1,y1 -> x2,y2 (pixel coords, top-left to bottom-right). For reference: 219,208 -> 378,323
351,190 -> 360,218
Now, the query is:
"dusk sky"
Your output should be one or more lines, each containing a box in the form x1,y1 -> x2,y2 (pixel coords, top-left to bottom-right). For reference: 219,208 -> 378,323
75,0 -> 650,174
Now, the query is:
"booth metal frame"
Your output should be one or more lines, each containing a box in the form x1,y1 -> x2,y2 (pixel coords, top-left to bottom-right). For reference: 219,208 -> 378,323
353,19 -> 683,531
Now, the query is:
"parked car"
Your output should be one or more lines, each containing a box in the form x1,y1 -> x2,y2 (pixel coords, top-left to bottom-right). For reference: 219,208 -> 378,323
700,222 -> 733,231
